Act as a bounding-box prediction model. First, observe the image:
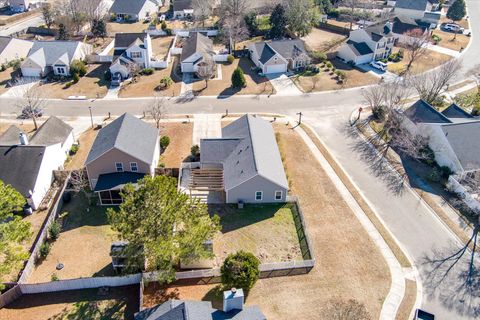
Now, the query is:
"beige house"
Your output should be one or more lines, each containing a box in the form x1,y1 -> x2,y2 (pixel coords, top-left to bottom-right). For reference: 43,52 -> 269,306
85,113 -> 160,205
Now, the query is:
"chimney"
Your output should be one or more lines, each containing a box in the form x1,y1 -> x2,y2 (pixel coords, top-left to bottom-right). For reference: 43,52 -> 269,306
19,132 -> 28,145
223,288 -> 244,313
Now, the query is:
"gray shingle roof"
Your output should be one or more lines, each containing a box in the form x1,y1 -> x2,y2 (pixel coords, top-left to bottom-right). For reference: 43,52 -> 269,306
27,41 -> 83,66
173,0 -> 193,12
392,16 -> 429,34
441,103 -> 474,120
0,145 -> 46,197
201,114 -> 289,191
346,40 -> 373,56
114,33 -> 147,48
30,116 -> 73,146
180,32 -> 214,62
441,122 -> 480,172
251,39 -> 308,64
395,0 -> 429,11
0,125 -> 23,145
365,22 -> 393,42
85,113 -> 159,166
110,0 -> 157,15
403,100 -> 452,124
252,42 -> 276,64
0,36 -> 12,53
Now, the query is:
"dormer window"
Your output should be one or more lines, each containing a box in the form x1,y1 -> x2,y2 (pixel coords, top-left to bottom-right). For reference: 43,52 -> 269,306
131,52 -> 142,59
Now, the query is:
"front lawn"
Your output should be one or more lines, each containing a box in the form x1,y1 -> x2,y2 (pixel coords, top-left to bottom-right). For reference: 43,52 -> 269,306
0,67 -> 17,94
432,29 -> 470,52
388,48 -> 452,75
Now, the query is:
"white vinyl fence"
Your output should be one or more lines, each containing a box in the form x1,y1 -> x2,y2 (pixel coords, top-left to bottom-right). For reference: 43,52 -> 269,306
86,55 -> 113,63
447,176 -> 480,213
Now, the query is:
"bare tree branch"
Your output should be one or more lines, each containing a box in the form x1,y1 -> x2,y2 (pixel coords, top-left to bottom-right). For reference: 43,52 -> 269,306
145,95 -> 166,129
196,55 -> 216,89
14,79 -> 45,131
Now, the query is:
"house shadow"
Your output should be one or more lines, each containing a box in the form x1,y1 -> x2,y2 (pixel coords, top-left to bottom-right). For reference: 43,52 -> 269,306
92,263 -> 115,277
331,57 -> 370,74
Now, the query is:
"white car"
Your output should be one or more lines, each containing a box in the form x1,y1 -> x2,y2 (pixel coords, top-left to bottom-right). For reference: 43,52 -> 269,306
443,23 -> 465,33
370,60 -> 387,71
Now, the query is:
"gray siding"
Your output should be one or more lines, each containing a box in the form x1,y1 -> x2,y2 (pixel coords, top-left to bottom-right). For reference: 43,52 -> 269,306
226,175 -> 287,203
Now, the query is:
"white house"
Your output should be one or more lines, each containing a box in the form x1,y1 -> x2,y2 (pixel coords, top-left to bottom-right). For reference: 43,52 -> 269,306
337,22 -> 395,65
109,0 -> 160,21
173,0 -> 193,19
0,117 -> 74,210
109,33 -> 153,80
20,41 -> 92,78
180,32 -> 215,73
0,36 -> 33,65
9,0 -> 45,12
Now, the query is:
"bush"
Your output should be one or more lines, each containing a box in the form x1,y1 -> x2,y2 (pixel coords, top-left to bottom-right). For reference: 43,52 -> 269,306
39,242 -> 50,258
432,34 -> 442,44
0,64 -> 5,72
440,166 -> 453,179
380,58 -> 388,63
226,54 -> 234,64
72,73 -> 80,83
419,146 -> 435,166
141,68 -> 154,75
472,105 -> 480,116
161,21 -> 167,30
69,144 -> 79,155
48,222 -> 62,241
231,67 -> 246,88
104,70 -> 112,81
191,145 -> 200,157
221,251 -> 260,290
159,76 -> 173,89
51,273 -> 59,281
65,81 -> 74,88
160,135 -> 170,150
311,51 -> 327,63
325,61 -> 333,69
427,168 -> 441,183
165,28 -> 172,36
70,60 -> 87,77
9,59 -> 21,71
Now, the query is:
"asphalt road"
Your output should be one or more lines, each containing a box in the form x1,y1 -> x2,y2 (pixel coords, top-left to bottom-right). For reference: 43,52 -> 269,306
0,14 -> 44,36
1,1 -> 480,318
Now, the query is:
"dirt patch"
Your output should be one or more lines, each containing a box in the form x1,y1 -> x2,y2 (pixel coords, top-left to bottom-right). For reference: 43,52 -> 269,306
27,193 -> 117,283
107,21 -> 149,34
302,27 -> 347,52
65,128 -> 98,170
0,285 -> 139,320
388,49 -> 452,75
159,122 -> 193,168
35,64 -> 110,99
432,30 -> 470,52
396,280 -> 417,320
191,58 -> 275,97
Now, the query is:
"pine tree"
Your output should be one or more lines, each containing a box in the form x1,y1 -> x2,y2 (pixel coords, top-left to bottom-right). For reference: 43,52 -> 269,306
231,67 -> 246,88
91,19 -> 107,40
57,24 -> 68,40
269,4 -> 287,39
447,0 -> 466,40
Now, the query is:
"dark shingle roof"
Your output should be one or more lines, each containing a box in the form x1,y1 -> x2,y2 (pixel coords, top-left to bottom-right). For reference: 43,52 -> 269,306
441,122 -> 480,172
94,172 -> 146,192
0,36 -> 12,53
173,0 -> 193,11
395,0 -> 429,11
30,116 -> 73,146
392,16 -> 429,34
110,0 -> 157,15
346,40 -> 373,56
365,22 -> 394,42
251,40 -> 308,64
0,125 -> 23,145
85,113 -> 159,166
180,32 -> 214,62
403,100 -> 452,124
441,103 -> 474,120
0,145 -> 46,197
114,33 -> 146,48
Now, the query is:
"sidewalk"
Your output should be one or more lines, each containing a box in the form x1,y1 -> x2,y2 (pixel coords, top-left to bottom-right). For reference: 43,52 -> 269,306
424,43 -> 461,57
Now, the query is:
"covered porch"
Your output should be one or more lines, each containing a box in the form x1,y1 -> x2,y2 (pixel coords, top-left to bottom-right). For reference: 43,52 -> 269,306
94,172 -> 145,205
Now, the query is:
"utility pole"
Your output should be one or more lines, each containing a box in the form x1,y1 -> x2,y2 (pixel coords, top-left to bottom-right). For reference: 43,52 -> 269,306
297,112 -> 303,125
89,106 -> 94,129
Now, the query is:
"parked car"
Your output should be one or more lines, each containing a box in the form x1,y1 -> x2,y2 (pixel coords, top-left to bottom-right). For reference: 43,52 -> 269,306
111,73 -> 122,86
18,107 -> 43,119
415,309 -> 435,320
370,60 -> 387,71
443,23 -> 465,33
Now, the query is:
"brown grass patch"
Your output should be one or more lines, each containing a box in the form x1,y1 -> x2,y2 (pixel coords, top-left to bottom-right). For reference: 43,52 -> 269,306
432,30 -> 470,52
159,122 -> 193,167
107,21 -> 149,34
396,280 -> 417,320
65,128 -> 98,170
0,67 -> 16,94
151,36 -> 174,60
388,49 -> 452,75
302,28 -> 347,52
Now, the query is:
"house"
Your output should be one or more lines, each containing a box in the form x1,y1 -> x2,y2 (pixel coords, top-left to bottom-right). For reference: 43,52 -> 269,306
337,22 -> 395,65
109,33 -> 153,80
402,100 -> 480,174
0,117 -> 74,210
0,36 -> 33,65
9,0 -> 45,12
394,0 -> 441,26
392,16 -> 431,44
180,32 -> 215,73
20,41 -> 92,78
135,288 -> 266,320
109,0 -> 160,21
180,114 -> 289,204
248,39 -> 311,74
173,0 -> 193,19
85,113 -> 160,205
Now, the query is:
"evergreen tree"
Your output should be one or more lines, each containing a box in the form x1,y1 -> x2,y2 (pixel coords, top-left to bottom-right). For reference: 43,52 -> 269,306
221,251 -> 260,290
244,11 -> 258,37
57,24 -> 68,40
269,4 -> 287,39
91,19 -> 107,40
447,0 -> 466,40
231,67 -> 246,88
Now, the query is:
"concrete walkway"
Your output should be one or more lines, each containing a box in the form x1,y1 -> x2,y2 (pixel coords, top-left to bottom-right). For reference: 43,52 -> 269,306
267,73 -> 303,96
104,84 -> 121,99
180,73 -> 194,99
425,43 -> 462,57
1,79 -> 39,97
192,114 -> 222,146
293,122 -> 408,320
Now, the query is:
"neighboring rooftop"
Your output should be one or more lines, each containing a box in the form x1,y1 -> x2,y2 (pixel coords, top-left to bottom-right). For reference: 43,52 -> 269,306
93,172 -> 146,192
364,22 -> 394,42
403,100 -> 452,124
173,0 -> 193,12
26,41 -> 83,66
250,39 -> 308,64
180,32 -> 214,62
441,103 -> 474,120
441,122 -> 480,172
114,33 -> 147,49
392,16 -> 429,34
110,0 -> 158,15
395,0 -> 430,11
0,125 -> 23,145
30,116 -> 73,146
346,40 -> 373,56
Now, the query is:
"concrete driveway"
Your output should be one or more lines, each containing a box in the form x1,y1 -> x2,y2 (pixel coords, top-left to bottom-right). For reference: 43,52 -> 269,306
356,64 -> 398,83
266,73 -> 303,96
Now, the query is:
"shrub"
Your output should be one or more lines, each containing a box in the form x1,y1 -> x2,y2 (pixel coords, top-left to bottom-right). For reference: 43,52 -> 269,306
226,54 -> 234,64
419,146 -> 436,166
472,105 -> 480,116
104,70 -> 112,81
311,51 -> 327,63
325,61 -> 333,69
380,58 -> 388,63
191,144 -> 200,157
70,60 -> 87,77
165,28 -> 172,36
159,76 -> 173,89
51,273 -> 59,281
160,135 -> 170,150
231,67 -> 246,88
72,73 -> 80,83
427,168 -> 441,183
440,166 -> 453,180
158,162 -> 165,168
432,34 -> 442,44
69,144 -> 79,155
161,21 -> 167,30
65,81 -> 73,88
9,59 -> 21,71
141,68 -> 154,75
221,251 -> 260,290
48,222 -> 62,241
39,242 -> 50,258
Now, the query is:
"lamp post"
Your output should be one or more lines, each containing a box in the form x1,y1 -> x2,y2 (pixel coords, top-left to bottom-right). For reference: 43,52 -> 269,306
89,106 -> 94,129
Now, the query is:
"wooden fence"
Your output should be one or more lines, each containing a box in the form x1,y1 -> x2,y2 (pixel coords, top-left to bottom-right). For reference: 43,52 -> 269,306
26,27 -> 58,37
318,22 -> 350,35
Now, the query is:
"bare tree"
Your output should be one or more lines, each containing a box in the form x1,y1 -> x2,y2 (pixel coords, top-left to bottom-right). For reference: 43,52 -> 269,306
15,80 -> 46,131
146,95 -> 166,129
402,28 -> 430,75
362,85 -> 384,110
220,0 -> 250,50
127,62 -> 141,79
193,0 -> 215,27
321,298 -> 371,320
221,0 -> 250,18
409,59 -> 462,104
196,55 -> 216,89
68,168 -> 90,192
341,0 -> 360,31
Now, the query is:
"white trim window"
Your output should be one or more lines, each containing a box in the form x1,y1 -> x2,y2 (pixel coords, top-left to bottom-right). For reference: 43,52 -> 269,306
130,162 -> 138,172
275,190 -> 283,201
115,162 -> 123,172
130,52 -> 142,59
56,66 -> 67,75
255,191 -> 263,201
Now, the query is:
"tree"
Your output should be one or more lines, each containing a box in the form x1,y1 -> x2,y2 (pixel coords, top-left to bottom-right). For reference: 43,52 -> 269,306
269,4 -> 287,39
447,0 -> 466,40
196,56 -> 216,89
231,67 -> 246,88
321,299 -> 371,320
0,180 -> 31,290
42,3 -> 55,29
57,23 -> 68,40
70,59 -> 87,77
316,0 -> 332,14
221,0 -> 250,19
285,0 -> 320,37
15,79 -> 45,130
91,19 -> 107,40
341,0 -> 359,31
193,0 -> 214,27
146,95 -> 166,129
220,0 -> 250,50
221,251 -> 260,290
244,11 -> 258,37
402,28 -> 430,74
108,176 -> 220,281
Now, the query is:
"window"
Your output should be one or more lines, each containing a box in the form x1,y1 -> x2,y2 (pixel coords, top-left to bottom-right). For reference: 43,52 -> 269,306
275,191 -> 283,201
115,162 -> 123,172
130,162 -> 138,172
255,191 -> 263,201
56,67 -> 66,75
130,52 -> 142,59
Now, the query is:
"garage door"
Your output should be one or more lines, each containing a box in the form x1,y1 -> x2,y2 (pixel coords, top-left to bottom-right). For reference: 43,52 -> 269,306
265,64 -> 287,74
21,67 -> 41,77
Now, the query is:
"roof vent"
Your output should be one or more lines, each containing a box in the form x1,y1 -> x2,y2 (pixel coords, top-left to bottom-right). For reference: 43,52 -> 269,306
223,288 -> 244,313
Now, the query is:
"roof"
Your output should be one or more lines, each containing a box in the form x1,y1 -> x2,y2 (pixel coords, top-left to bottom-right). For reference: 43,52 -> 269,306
392,16 -> 429,34
441,122 -> 480,172
200,114 -> 289,191
395,0 -> 430,11
0,125 -> 23,145
26,41 -> 83,67
134,300 -> 266,320
0,36 -> 12,53
114,33 -> 147,48
364,22 -> 393,42
110,0 -> 157,15
346,40 -> 373,56
250,39 -> 308,64
94,172 -> 146,192
0,145 -> 46,197
403,100 -> 452,124
180,32 -> 214,62
85,113 -> 159,166
441,103 -> 474,120
423,11 -> 441,20
30,116 -> 73,146
173,0 -> 193,12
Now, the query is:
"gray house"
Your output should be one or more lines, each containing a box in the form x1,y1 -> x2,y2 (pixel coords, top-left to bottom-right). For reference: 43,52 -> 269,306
180,32 -> 215,73
85,113 -> 160,205
110,0 -> 160,21
180,114 -> 289,203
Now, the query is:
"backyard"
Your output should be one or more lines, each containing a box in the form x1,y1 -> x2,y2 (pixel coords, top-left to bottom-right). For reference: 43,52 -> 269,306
27,193 -> 117,283
302,27 -> 347,52
159,122 -> 193,168
0,285 -> 139,320
107,21 -> 149,34
151,36 -> 174,60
